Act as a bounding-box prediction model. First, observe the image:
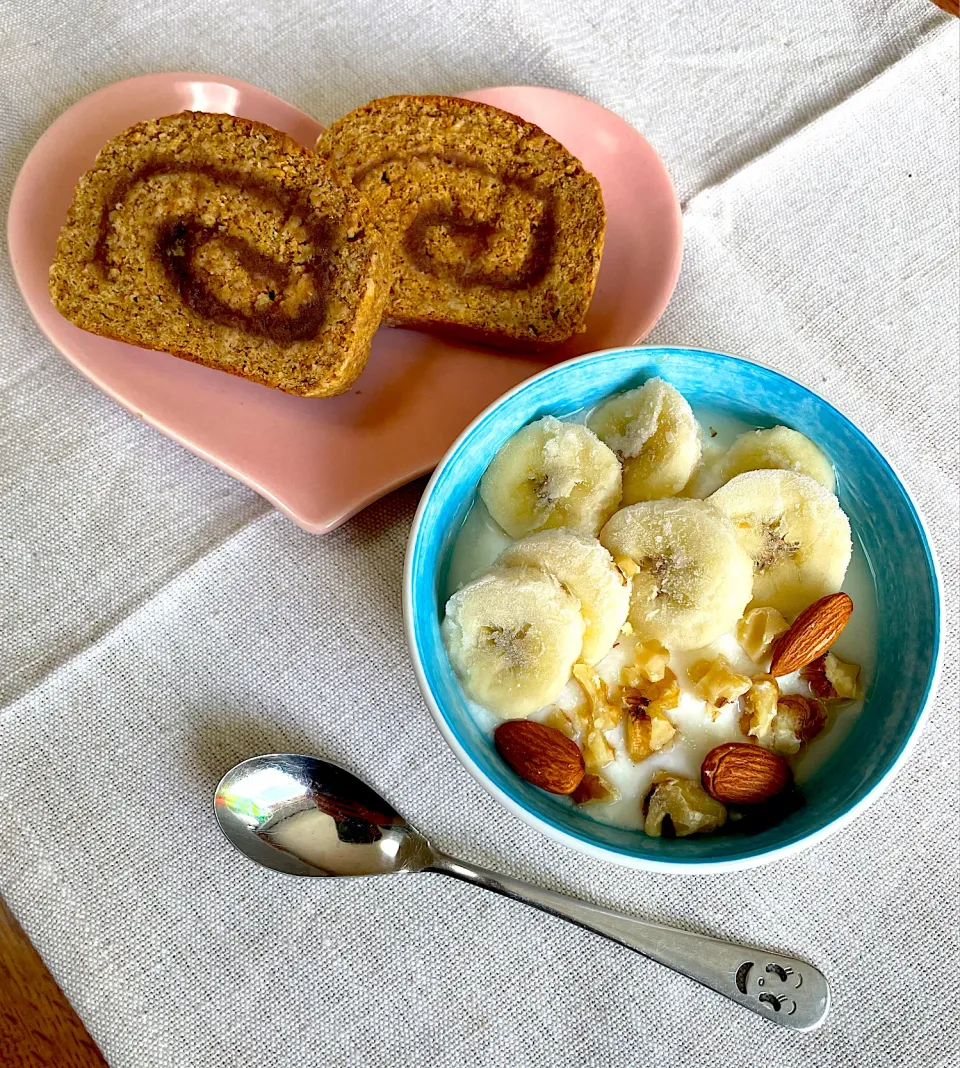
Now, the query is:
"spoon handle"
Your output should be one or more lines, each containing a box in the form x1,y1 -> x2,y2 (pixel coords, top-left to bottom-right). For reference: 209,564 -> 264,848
429,854 -> 829,1031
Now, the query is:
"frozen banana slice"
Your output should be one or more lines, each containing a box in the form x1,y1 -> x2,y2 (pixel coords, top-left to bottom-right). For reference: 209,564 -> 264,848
587,377 -> 701,504
718,426 -> 835,492
599,498 -> 753,650
479,416 -> 622,538
708,470 -> 851,619
497,529 -> 630,664
441,566 -> 585,719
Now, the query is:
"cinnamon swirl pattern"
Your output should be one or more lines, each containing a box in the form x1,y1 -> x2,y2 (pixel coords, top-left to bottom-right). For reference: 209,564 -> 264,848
50,112 -> 386,397
353,153 -> 557,292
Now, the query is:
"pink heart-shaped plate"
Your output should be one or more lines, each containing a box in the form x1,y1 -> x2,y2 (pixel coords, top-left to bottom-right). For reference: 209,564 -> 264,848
8,73 -> 682,532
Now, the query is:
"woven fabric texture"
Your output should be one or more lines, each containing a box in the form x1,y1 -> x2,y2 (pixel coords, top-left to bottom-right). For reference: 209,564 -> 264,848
1,2 -> 958,1066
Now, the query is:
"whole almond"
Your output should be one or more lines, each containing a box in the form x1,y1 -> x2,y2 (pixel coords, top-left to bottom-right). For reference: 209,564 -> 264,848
700,742 -> 790,804
494,720 -> 585,795
769,593 -> 853,677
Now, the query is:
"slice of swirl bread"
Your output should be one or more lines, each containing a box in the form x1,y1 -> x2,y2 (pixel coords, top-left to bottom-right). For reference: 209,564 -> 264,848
316,96 -> 605,349
49,112 -> 387,397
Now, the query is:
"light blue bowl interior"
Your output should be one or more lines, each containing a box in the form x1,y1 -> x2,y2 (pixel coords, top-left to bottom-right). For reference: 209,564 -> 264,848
408,347 -> 940,865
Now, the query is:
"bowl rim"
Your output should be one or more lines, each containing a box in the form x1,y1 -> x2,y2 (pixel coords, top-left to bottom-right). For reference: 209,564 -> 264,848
403,345 -> 944,873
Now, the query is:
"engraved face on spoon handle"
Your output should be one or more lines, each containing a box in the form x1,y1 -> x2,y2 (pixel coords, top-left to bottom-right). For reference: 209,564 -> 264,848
429,853 -> 829,1032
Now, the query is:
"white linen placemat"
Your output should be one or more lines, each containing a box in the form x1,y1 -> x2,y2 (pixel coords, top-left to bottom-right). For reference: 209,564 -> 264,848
1,3 -> 957,1066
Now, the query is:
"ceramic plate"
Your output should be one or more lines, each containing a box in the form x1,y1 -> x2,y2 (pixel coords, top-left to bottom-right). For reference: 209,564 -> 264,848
8,73 -> 682,531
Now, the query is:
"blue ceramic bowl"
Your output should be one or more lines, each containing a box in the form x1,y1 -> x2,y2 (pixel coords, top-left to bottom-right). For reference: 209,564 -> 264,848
403,347 -> 942,871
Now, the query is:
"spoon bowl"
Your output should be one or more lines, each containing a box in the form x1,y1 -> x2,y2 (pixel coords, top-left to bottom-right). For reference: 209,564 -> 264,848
214,754 -> 433,877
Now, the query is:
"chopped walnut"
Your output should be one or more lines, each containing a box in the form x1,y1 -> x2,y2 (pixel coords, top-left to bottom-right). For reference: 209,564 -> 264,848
740,675 -> 780,740
778,694 -> 827,744
801,655 -> 835,699
741,692 -> 827,755
643,774 -> 727,838
624,706 -> 677,762
688,655 -> 752,718
571,773 -> 620,805
615,554 -> 640,579
736,606 -> 790,662
541,706 -> 583,739
622,639 -> 671,686
801,652 -> 862,700
687,659 -> 710,684
582,726 -> 615,772
623,668 -> 681,718
824,653 -> 862,699
573,663 -> 621,730
621,669 -> 680,761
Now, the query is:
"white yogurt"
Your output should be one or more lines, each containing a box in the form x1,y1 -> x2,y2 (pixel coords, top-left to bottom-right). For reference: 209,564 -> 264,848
443,405 -> 877,831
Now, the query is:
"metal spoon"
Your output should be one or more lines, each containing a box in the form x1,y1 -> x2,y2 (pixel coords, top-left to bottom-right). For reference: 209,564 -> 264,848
214,753 -> 829,1031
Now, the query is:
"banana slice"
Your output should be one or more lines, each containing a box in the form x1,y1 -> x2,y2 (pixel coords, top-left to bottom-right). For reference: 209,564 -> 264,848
587,378 -> 702,504
496,530 -> 630,665
718,426 -> 835,492
599,499 -> 753,650
708,470 -> 851,618
479,416 -> 622,539
441,566 -> 585,719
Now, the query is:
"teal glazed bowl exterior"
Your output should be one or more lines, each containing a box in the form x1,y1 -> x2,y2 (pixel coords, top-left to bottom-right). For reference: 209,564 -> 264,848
403,347 -> 942,872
